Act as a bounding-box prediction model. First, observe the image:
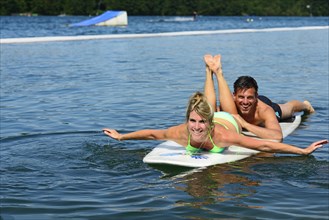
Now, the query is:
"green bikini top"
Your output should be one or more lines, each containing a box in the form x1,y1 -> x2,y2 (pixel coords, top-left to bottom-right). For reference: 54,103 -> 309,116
186,121 -> 228,154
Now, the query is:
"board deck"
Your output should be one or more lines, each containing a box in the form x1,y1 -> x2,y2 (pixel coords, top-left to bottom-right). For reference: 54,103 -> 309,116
143,115 -> 302,168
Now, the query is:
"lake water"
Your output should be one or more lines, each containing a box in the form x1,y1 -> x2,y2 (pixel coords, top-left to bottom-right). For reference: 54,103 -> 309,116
1,16 -> 329,219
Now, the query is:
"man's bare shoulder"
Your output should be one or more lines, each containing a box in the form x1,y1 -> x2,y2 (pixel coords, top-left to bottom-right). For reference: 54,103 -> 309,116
256,100 -> 278,121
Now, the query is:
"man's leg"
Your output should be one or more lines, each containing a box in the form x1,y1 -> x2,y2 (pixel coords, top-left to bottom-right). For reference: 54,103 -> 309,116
279,100 -> 315,119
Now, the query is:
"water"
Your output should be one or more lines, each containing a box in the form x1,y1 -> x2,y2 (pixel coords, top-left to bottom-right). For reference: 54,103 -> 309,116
1,16 -> 329,38
1,16 -> 329,219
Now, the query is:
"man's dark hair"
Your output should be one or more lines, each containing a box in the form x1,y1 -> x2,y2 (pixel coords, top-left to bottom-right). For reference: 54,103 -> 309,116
233,76 -> 258,93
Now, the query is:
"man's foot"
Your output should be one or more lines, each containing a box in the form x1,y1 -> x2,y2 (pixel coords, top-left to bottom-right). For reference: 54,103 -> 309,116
303,100 -> 315,113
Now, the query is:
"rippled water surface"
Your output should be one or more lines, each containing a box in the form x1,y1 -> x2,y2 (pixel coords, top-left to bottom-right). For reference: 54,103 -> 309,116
1,16 -> 329,219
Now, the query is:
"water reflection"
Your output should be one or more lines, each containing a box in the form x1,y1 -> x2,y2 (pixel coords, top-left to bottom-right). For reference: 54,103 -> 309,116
152,153 -> 328,208
177,164 -> 260,205
150,156 -> 267,207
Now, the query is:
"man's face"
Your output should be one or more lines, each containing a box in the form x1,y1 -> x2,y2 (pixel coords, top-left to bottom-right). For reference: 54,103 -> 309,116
233,88 -> 257,115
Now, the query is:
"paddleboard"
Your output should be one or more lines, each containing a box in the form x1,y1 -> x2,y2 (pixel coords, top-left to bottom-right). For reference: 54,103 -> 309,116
143,114 -> 302,168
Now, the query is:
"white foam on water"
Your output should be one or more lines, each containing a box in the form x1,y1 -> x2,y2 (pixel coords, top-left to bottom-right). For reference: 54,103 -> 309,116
1,26 -> 328,44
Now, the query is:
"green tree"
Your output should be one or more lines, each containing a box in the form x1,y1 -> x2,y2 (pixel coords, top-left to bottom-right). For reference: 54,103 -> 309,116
0,0 -> 328,16
63,0 -> 95,15
0,0 -> 14,15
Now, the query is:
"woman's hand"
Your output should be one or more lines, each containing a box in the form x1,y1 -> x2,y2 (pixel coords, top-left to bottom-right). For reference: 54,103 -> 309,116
103,128 -> 122,140
302,139 -> 328,155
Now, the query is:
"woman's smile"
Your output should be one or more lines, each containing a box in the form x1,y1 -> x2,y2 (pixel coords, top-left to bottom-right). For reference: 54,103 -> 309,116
188,111 -> 209,142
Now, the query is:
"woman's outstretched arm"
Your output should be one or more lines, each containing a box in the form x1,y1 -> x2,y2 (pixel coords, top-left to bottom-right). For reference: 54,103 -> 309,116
103,128 -> 167,141
103,124 -> 184,142
231,132 -> 328,155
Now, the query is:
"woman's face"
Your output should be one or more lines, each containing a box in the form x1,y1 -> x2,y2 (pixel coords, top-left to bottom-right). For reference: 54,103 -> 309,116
187,110 -> 209,142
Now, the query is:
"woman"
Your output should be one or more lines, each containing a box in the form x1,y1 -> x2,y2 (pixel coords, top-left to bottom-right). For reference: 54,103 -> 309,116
103,91 -> 327,155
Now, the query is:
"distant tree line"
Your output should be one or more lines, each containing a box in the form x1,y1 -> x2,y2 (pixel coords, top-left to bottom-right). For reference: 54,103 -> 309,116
1,0 -> 328,16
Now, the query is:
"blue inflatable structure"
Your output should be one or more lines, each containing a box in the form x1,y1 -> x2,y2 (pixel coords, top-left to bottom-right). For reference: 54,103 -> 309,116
70,11 -> 128,27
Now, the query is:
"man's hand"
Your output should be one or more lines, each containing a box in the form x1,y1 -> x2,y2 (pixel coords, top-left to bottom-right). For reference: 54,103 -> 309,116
232,114 -> 247,128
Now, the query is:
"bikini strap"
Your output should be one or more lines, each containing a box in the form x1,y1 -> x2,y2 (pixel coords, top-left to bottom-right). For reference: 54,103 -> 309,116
208,122 -> 226,153
207,131 -> 221,147
213,120 -> 229,129
186,129 -> 200,153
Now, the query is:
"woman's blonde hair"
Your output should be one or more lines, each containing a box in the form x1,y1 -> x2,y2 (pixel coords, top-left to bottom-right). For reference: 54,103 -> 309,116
185,91 -> 214,127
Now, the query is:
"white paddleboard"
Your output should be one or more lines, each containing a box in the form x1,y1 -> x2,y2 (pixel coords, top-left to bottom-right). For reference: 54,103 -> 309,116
143,115 -> 302,167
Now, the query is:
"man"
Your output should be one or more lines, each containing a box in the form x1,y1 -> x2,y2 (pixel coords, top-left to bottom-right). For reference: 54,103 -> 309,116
231,76 -> 314,141
203,54 -> 314,142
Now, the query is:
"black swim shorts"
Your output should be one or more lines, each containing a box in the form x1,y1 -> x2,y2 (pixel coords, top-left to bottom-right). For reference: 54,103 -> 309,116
258,95 -> 282,121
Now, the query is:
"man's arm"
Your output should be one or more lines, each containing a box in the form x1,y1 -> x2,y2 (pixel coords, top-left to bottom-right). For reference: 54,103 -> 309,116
234,107 -> 283,141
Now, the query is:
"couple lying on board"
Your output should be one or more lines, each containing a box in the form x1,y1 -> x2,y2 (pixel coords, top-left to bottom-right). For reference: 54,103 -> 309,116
103,54 -> 326,155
